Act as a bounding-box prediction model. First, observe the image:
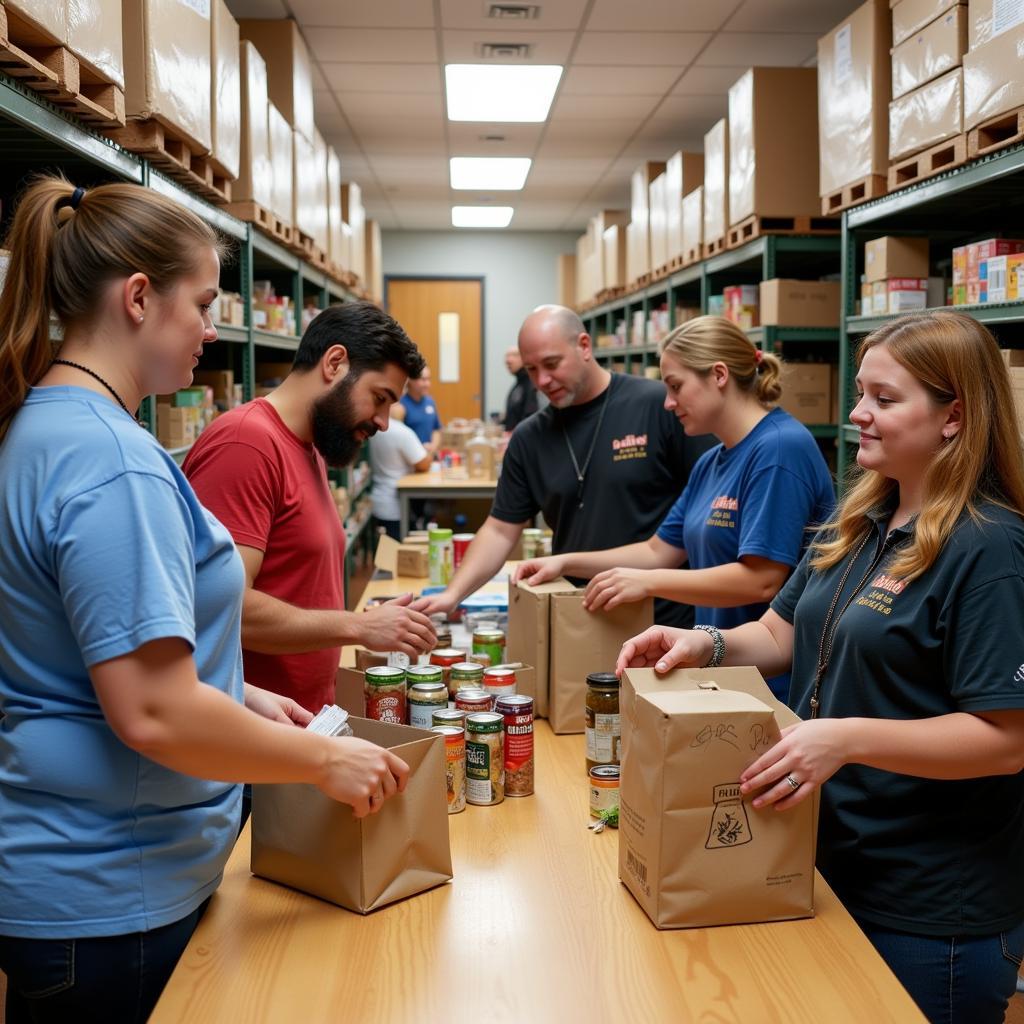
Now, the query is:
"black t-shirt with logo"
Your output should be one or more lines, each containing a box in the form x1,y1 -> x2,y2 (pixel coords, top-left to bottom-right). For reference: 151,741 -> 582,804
492,373 -> 714,628
772,499 -> 1024,935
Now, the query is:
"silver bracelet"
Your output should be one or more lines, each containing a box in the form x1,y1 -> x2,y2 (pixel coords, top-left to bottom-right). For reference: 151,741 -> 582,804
693,624 -> 726,668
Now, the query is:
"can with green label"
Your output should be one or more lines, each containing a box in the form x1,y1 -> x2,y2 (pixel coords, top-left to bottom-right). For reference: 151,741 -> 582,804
428,528 -> 454,586
465,712 -> 504,805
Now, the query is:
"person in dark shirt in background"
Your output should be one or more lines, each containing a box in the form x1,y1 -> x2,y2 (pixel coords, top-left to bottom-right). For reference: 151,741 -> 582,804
502,345 -> 539,431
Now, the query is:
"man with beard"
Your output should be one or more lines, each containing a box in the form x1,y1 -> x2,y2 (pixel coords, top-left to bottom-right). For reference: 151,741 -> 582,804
415,305 -> 713,629
184,303 -> 436,714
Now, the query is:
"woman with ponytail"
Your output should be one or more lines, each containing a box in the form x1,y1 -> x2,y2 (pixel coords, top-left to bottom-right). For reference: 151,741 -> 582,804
516,315 -> 834,699
0,178 -> 407,1022
618,311 -> 1024,1023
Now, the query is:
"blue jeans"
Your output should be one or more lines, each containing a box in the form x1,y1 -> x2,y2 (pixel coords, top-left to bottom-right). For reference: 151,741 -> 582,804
859,918 -> 1024,1024
0,898 -> 209,1024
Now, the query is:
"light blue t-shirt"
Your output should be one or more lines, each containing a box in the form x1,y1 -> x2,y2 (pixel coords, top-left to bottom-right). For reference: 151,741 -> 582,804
0,386 -> 245,939
657,408 -> 835,699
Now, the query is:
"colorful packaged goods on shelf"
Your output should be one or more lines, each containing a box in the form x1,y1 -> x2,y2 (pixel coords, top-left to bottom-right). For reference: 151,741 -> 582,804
952,239 -> 1024,305
724,285 -> 759,329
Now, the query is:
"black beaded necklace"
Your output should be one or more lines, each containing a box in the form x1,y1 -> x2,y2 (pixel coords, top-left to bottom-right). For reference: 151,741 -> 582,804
51,359 -> 143,426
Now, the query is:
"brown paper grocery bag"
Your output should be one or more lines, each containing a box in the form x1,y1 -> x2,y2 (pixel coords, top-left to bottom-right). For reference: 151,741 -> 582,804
506,578 -> 575,718
618,667 -> 816,929
547,591 -> 653,734
250,717 -> 453,914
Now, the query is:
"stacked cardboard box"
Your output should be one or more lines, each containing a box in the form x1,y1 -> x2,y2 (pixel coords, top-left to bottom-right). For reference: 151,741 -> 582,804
268,102 -> 293,229
326,147 -> 349,274
156,387 -> 216,447
702,120 -> 729,253
727,67 -> 820,228
626,162 -> 665,284
602,224 -> 627,292
311,130 -> 330,257
818,1 -> 891,213
210,0 -> 240,181
759,280 -> 842,327
648,172 -> 668,272
681,186 -> 704,265
963,0 -> 1024,139
1003,349 -> 1024,437
863,235 -> 930,310
664,151 -> 704,265
779,363 -> 837,425
365,219 -> 383,304
888,0 -> 967,160
557,253 -> 576,309
232,41 -> 273,210
342,183 -> 366,284
66,0 -> 125,93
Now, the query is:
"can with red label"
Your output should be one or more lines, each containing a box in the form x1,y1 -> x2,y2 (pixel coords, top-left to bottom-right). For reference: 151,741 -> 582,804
483,667 -> 516,700
495,694 -> 534,797
455,688 -> 494,713
452,532 -> 475,569
364,666 -> 406,725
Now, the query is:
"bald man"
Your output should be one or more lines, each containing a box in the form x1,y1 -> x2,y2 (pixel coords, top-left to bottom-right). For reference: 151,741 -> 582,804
502,345 -> 539,431
415,305 -> 713,629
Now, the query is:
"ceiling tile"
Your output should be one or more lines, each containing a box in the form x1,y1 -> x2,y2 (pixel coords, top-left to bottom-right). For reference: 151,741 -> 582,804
346,134 -> 448,156
321,62 -> 439,93
289,0 -> 434,28
671,65 -> 747,95
725,0 -> 862,34
337,93 -> 444,120
440,29 -> 575,63
560,65 -> 682,96
446,122 -> 543,151
587,0 -> 741,31
305,28 -> 438,63
369,156 -> 449,185
527,157 -> 612,185
550,93 -> 662,121
347,115 -> 445,143
573,31 -> 710,66
696,31 -> 820,66
439,0 -> 588,32
542,116 -> 638,143
521,182 -> 607,201
374,182 -> 453,201
649,93 -> 728,127
310,63 -> 330,90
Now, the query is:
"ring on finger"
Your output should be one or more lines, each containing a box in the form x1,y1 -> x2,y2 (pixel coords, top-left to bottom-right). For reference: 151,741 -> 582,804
785,773 -> 800,792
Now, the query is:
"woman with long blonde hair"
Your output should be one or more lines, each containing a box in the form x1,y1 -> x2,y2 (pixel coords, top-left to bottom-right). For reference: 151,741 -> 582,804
516,314 -> 834,699
617,311 -> 1024,1023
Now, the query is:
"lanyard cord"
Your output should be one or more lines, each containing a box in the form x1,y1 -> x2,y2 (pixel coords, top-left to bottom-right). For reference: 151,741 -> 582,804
561,381 -> 612,510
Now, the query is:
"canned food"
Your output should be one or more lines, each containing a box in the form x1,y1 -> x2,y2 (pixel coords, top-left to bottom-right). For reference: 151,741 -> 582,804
432,726 -> 466,814
430,647 -> 466,694
406,664 -> 444,685
428,528 -> 454,586
521,527 -> 543,560
452,532 -> 475,569
364,666 -> 406,725
449,660 -> 484,698
432,708 -> 467,729
467,652 -> 492,668
407,681 -> 449,730
472,628 -> 506,667
455,688 -> 494,713
589,765 -> 620,822
483,667 -> 516,700
466,712 -> 504,805
495,695 -> 534,797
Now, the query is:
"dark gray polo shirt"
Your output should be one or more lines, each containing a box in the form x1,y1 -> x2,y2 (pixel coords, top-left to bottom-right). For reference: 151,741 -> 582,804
772,499 -> 1024,935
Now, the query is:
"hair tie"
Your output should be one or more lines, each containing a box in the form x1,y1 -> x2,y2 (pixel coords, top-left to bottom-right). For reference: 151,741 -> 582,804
56,187 -> 86,224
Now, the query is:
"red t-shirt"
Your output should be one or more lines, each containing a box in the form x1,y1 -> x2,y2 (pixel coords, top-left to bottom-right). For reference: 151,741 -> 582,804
183,399 -> 345,712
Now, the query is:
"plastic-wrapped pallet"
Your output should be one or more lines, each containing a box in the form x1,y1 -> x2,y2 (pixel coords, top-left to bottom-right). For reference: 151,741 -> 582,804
233,41 -> 273,209
268,101 -> 293,227
210,0 -> 240,180
67,0 -> 125,90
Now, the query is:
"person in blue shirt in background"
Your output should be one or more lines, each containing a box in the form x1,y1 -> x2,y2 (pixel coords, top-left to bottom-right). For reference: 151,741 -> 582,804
515,315 -> 834,701
400,363 -> 442,454
0,177 -> 408,1023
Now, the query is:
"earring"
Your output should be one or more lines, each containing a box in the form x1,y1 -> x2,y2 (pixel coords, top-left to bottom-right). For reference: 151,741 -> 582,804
138,316 -> 144,323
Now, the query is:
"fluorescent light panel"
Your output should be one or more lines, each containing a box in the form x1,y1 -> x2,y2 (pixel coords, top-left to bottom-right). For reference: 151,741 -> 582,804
450,157 -> 531,190
451,206 -> 514,228
445,64 -> 563,123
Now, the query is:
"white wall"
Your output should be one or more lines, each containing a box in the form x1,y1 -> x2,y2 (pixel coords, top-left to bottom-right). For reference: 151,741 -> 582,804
381,230 -> 578,418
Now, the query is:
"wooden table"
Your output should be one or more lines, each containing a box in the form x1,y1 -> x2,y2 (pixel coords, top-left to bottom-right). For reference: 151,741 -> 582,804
151,720 -> 923,1024
396,471 -> 498,536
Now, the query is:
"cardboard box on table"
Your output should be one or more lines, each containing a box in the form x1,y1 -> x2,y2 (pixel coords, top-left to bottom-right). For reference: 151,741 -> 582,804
506,578 -> 652,733
250,717 -> 452,914
890,5 -> 967,100
963,14 -> 1024,133
888,66 -> 963,159
818,0 -> 892,207
618,667 -> 817,930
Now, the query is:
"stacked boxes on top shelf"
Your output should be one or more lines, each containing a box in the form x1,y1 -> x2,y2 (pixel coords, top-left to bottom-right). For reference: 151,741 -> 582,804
626,161 -> 665,287
963,0 -> 1024,158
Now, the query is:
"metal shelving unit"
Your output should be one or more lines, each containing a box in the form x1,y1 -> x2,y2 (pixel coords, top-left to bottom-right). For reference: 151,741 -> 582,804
837,140 -> 1024,482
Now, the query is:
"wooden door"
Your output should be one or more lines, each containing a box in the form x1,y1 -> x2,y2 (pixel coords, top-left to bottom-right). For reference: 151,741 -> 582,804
386,278 -> 483,421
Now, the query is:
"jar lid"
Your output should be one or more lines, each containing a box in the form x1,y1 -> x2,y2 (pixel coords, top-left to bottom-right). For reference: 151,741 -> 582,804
586,672 -> 620,688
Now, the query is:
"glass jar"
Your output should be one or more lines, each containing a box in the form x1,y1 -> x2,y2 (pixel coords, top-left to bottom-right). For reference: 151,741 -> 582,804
585,672 -> 621,773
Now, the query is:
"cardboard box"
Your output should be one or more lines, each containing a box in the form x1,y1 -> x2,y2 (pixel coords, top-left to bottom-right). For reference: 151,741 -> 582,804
728,67 -> 820,225
602,225 -> 627,291
122,0 -> 212,152
557,253 -> 576,309
233,40 -> 273,209
888,66 -> 963,159
969,0 -> 1024,49
702,119 -> 729,245
4,1 -> 64,44
891,5 -> 968,99
311,130 -> 330,254
267,101 -> 293,226
618,667 -> 815,930
819,1 -> 892,199
251,717 -> 452,914
365,219 -> 383,303
627,161 -> 666,283
648,173 -> 668,270
779,363 -> 833,425
664,151 -> 704,263
190,369 -> 234,402
864,235 -> 930,280
963,19 -> 1024,131
886,277 -> 929,311
238,18 -> 314,143
759,279 -> 842,327
891,0 -> 961,46
681,186 -> 704,263
342,183 -> 366,283
67,0 -> 125,91
291,128 -> 316,238
157,404 -> 199,447
210,0 -> 240,179
724,284 -> 760,329
326,146 -> 346,269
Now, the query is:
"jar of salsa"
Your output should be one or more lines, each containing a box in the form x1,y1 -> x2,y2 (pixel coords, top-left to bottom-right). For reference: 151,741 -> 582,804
585,672 -> 621,773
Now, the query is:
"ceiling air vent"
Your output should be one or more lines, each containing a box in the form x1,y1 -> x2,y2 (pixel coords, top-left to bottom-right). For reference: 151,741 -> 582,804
486,4 -> 540,19
478,41 -> 533,59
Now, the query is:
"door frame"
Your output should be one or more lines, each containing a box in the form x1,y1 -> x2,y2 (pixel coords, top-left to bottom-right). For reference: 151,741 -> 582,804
383,274 -> 487,418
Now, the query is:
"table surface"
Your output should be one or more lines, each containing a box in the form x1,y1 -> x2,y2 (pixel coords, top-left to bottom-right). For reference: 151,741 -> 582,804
396,471 -> 498,490
152,575 -> 924,1024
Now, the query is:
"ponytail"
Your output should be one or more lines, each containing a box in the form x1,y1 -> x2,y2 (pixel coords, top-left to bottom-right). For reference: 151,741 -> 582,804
0,174 -> 224,441
754,350 -> 783,404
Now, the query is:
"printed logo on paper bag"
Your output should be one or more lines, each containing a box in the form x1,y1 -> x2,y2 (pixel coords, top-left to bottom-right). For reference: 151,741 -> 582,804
706,783 -> 752,850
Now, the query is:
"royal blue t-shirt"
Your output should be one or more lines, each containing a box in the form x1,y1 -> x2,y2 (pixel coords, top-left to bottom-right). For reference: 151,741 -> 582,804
657,408 -> 834,697
0,386 -> 245,939
400,393 -> 441,445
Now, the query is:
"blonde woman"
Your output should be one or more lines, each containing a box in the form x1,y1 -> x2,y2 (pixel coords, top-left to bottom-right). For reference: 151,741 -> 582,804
617,311 -> 1024,1023
0,178 -> 407,1022
516,315 -> 834,699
